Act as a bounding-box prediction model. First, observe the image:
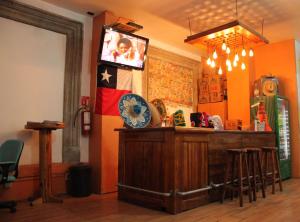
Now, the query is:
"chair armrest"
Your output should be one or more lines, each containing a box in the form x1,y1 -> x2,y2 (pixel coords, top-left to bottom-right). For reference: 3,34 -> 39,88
0,161 -> 16,183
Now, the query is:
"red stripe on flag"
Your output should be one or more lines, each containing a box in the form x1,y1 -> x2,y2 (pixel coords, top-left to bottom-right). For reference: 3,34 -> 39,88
95,88 -> 131,116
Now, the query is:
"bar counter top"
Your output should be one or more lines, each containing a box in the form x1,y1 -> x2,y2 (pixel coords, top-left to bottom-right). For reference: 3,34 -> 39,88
115,126 -> 274,134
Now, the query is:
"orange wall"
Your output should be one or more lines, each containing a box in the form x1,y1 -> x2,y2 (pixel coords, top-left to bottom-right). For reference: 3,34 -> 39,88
227,56 -> 251,128
198,101 -> 228,123
89,11 -> 126,194
253,39 -> 300,177
100,116 -> 123,193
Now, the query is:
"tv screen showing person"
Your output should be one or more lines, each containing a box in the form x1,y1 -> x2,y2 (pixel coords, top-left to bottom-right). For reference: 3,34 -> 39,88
99,28 -> 148,70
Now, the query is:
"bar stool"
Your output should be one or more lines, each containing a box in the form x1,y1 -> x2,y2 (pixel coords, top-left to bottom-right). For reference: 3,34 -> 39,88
261,147 -> 283,194
221,149 -> 252,207
245,147 -> 266,201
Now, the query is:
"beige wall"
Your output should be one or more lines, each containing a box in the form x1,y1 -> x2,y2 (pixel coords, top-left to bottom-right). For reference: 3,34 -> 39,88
0,17 -> 65,164
1,0 -> 93,163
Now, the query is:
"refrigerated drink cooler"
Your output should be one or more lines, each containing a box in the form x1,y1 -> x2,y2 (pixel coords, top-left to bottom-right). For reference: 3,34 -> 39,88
251,95 -> 291,179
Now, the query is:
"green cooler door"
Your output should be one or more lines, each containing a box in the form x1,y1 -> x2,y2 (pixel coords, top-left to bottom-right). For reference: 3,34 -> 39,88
275,96 -> 291,179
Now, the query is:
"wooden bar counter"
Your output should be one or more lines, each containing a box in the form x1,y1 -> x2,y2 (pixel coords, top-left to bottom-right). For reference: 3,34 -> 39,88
116,127 -> 275,214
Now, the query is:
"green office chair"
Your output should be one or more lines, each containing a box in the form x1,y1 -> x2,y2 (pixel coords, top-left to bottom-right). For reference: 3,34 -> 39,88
0,139 -> 24,213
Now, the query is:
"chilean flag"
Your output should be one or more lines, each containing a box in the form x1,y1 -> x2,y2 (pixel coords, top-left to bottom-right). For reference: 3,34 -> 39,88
95,65 -> 132,115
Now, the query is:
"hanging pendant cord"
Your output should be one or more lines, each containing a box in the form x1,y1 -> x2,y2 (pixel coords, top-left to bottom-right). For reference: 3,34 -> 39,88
235,0 -> 238,19
261,19 -> 264,36
188,17 -> 192,36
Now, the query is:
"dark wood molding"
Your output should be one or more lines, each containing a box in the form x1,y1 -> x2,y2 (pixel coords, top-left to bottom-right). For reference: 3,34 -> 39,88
0,0 -> 83,162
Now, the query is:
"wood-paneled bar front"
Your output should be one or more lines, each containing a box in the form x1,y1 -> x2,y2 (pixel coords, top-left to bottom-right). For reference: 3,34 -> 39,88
116,127 -> 275,214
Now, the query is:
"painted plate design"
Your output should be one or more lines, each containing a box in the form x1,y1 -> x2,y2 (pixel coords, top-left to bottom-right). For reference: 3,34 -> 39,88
118,93 -> 151,128
150,99 -> 167,119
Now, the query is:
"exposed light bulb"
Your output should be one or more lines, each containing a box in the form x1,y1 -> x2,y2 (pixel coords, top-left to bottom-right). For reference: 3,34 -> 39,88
207,57 -> 211,65
226,59 -> 230,66
249,48 -> 254,57
211,60 -> 216,68
218,67 -> 223,75
241,62 -> 246,70
228,65 -> 232,72
242,48 -> 246,57
234,53 -> 239,61
213,50 -> 218,59
233,60 -> 237,67
222,41 -> 227,51
226,47 -> 230,54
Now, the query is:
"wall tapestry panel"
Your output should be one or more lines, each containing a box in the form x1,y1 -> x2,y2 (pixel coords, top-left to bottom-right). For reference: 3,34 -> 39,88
144,46 -> 201,124
147,57 -> 193,107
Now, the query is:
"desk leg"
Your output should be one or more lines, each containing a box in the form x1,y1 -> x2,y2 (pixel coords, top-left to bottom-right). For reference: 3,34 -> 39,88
39,130 -> 63,203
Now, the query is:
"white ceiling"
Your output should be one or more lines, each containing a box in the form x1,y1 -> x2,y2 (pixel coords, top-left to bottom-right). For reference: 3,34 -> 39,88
41,0 -> 300,57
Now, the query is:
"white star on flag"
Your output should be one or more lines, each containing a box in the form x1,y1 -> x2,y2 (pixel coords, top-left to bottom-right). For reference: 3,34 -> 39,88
101,70 -> 112,83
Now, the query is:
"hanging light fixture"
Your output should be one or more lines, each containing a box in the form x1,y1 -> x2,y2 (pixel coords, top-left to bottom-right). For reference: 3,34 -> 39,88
226,58 -> 231,66
233,60 -> 238,67
213,49 -> 218,59
249,48 -> 254,57
241,62 -> 246,70
226,47 -> 231,54
184,0 -> 268,73
222,40 -> 227,51
218,67 -> 223,75
234,53 -> 239,62
211,60 -> 216,68
242,48 -> 246,57
241,35 -> 246,57
207,57 -> 211,65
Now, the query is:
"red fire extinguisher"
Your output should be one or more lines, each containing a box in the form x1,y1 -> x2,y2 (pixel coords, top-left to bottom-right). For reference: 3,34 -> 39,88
74,96 -> 91,135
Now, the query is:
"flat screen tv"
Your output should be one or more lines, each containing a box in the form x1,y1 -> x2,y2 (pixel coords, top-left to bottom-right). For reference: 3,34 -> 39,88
98,27 -> 149,70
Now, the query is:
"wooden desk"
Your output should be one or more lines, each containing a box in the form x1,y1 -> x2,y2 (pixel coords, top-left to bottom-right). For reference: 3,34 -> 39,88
116,127 -> 275,214
25,121 -> 64,203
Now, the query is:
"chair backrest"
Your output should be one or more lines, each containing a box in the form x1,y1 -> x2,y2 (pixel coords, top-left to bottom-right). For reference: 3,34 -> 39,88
0,140 -> 24,173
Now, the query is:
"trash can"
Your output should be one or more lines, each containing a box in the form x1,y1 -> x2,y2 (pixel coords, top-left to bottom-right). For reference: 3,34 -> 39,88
67,163 -> 91,197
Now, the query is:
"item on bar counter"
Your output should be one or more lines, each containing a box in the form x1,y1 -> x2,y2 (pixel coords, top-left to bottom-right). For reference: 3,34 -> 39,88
190,112 -> 202,127
225,119 -> 242,130
148,103 -> 162,127
118,93 -> 151,128
209,115 -> 224,130
256,102 -> 272,131
201,112 -> 211,127
254,119 -> 265,131
150,99 -> 167,120
173,110 -> 186,126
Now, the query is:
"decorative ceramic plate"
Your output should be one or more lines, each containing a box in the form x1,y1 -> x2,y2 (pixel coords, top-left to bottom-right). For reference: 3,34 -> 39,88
118,93 -> 151,128
150,99 -> 167,119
